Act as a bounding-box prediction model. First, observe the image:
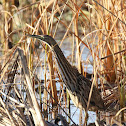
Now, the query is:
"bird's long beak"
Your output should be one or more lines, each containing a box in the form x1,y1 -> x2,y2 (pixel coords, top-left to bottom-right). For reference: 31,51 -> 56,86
27,34 -> 53,48
27,34 -> 44,41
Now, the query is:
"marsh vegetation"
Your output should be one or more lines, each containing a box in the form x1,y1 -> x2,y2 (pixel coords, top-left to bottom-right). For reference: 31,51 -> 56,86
0,0 -> 125,125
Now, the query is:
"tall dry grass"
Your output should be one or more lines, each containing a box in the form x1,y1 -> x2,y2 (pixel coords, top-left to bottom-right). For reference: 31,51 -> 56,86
0,0 -> 125,125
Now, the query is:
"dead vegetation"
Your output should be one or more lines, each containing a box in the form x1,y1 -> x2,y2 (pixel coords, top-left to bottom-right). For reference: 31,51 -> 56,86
0,0 -> 126,125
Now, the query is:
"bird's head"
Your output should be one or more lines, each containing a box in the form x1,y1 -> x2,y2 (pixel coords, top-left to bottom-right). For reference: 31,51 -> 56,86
27,34 -> 57,47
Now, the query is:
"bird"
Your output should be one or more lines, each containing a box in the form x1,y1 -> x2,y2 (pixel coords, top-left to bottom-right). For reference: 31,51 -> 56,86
27,34 -> 105,111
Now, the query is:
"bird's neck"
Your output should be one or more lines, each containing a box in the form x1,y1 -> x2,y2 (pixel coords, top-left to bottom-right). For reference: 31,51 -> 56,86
53,45 -> 74,82
53,45 -> 72,69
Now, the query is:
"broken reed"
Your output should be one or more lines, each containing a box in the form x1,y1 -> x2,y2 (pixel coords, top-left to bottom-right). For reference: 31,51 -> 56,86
0,0 -> 125,125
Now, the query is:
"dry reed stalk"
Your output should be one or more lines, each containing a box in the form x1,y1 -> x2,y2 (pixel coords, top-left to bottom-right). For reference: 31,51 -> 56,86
32,2 -> 49,119
47,0 -> 58,118
43,45 -> 48,120
40,1 -> 59,119
73,0 -> 84,125
48,51 -> 58,118
74,0 -> 82,73
17,47 -> 47,126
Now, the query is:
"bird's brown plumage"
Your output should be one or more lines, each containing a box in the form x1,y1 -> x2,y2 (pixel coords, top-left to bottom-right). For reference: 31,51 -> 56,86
28,34 -> 105,111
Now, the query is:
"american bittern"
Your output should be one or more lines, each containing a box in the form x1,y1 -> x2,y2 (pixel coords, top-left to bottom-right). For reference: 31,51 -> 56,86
28,34 -> 105,111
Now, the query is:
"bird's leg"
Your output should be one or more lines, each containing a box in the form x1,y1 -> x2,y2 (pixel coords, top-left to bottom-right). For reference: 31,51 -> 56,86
95,110 -> 100,125
79,108 -> 82,125
83,109 -> 89,126
96,110 -> 100,120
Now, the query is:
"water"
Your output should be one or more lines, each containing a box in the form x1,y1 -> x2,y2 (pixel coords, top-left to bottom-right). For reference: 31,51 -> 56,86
70,103 -> 96,125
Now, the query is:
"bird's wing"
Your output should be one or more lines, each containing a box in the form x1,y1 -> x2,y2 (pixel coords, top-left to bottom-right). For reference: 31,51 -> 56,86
76,74 -> 105,110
